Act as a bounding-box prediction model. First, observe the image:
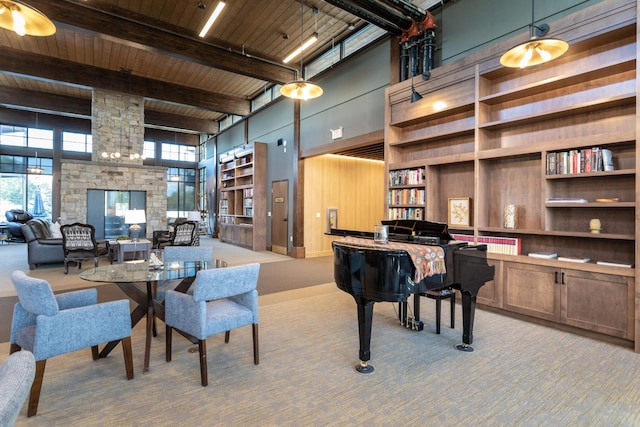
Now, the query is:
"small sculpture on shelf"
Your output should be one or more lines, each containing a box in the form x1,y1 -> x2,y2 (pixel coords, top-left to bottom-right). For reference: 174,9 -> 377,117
589,218 -> 602,234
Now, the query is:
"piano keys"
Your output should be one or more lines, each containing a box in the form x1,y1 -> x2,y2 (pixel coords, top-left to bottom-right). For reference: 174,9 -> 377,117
331,220 -> 495,373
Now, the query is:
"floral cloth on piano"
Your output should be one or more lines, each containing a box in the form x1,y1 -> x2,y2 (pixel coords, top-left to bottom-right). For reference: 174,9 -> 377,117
340,236 -> 446,282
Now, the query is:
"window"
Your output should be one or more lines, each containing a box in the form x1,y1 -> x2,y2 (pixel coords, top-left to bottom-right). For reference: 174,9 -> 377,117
62,131 -> 92,153
143,140 -> 155,159
166,168 -> 196,218
344,24 -> 386,57
1,155 -> 52,175
0,172 -> 53,221
0,125 -> 27,147
28,128 -> 54,149
161,143 -> 196,162
0,125 -> 53,149
307,44 -> 340,78
252,89 -> 272,111
198,166 -> 206,211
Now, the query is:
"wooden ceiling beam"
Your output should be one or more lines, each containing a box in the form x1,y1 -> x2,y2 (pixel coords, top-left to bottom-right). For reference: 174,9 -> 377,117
0,86 -> 218,134
0,86 -> 91,118
28,0 -> 296,84
0,47 -> 251,117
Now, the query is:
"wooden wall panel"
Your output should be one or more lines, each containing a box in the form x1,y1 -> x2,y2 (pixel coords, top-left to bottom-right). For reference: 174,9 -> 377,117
304,155 -> 384,257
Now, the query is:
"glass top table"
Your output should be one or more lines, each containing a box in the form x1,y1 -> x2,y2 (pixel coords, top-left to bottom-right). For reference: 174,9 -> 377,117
80,259 -> 226,284
80,259 -> 227,372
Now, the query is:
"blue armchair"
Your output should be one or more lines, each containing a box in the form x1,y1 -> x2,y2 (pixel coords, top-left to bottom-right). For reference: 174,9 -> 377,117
0,351 -> 35,425
10,271 -> 134,417
165,263 -> 260,386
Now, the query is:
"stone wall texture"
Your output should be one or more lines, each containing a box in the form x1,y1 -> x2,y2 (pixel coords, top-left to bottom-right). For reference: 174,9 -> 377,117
59,90 -> 168,236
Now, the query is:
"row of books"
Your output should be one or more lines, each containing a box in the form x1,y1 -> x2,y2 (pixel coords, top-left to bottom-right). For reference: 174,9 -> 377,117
546,147 -> 613,175
389,168 -> 424,186
451,234 -> 521,255
527,252 -> 633,267
244,188 -> 254,197
387,207 -> 424,220
388,188 -> 425,206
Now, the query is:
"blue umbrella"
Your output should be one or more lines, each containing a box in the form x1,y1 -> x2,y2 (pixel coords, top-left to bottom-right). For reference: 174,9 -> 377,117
32,187 -> 46,217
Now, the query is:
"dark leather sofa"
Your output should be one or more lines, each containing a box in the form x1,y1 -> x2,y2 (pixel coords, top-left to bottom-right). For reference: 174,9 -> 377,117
4,209 -> 34,242
21,219 -> 64,270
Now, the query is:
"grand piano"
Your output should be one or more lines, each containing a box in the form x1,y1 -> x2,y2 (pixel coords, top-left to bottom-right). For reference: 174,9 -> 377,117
332,220 -> 495,373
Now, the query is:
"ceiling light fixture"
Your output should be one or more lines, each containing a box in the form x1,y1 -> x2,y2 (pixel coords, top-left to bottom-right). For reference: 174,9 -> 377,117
0,0 -> 56,36
198,1 -> 225,38
500,0 -> 568,69
282,33 -> 318,64
280,1 -> 322,101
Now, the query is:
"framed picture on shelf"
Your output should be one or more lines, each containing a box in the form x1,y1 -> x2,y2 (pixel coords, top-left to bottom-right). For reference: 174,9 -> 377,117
326,208 -> 338,233
448,197 -> 471,227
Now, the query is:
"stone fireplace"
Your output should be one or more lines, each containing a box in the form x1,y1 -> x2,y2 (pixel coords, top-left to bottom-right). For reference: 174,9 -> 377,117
59,89 -> 167,236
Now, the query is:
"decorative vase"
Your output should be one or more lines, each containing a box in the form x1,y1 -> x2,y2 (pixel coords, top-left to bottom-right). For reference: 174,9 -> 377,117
504,205 -> 517,229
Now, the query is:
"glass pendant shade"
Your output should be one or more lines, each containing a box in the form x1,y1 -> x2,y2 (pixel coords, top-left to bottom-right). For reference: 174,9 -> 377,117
0,1 -> 56,36
280,80 -> 323,100
500,37 -> 569,68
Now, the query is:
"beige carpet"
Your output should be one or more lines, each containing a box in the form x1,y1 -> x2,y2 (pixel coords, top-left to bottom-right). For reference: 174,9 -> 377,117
2,283 -> 640,426
0,236 -> 290,297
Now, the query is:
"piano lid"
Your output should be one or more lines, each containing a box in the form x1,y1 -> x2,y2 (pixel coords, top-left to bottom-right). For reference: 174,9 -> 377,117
381,220 -> 453,242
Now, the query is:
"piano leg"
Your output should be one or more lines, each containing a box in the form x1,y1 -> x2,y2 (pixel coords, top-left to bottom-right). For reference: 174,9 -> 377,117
355,296 -> 375,374
455,290 -> 476,352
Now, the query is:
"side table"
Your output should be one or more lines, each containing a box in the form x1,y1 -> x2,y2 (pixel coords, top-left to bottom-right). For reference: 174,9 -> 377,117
110,239 -> 152,263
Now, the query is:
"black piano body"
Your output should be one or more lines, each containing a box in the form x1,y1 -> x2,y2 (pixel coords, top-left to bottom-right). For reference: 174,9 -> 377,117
331,220 -> 495,373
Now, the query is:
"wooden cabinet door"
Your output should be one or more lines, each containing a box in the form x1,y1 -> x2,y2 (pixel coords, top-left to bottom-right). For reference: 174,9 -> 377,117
562,270 -> 633,339
503,262 -> 560,322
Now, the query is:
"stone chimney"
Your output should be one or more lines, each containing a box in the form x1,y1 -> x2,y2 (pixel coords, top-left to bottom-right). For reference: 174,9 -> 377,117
59,89 -> 167,234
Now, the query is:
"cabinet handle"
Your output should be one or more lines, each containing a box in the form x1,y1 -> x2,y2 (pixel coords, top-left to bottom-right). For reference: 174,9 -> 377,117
561,272 -> 565,285
554,271 -> 558,284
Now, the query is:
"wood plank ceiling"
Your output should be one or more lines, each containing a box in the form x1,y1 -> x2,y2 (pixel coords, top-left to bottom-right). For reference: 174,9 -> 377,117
0,0 -> 365,134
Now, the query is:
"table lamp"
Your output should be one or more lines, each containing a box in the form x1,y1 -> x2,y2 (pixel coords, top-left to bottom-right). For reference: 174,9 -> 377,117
187,211 -> 201,222
124,209 -> 146,242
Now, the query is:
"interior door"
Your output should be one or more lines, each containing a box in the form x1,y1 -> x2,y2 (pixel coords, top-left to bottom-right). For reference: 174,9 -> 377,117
271,180 -> 288,255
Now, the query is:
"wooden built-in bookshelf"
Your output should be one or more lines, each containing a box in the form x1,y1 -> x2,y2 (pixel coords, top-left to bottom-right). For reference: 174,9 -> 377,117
384,0 -> 639,348
218,142 -> 266,250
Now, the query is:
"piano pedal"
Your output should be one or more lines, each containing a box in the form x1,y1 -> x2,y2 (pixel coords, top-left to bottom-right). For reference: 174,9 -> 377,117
404,318 -> 424,331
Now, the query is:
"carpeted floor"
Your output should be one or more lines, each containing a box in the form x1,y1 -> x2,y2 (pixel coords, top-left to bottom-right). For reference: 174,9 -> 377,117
2,282 -> 639,426
0,237 -> 334,343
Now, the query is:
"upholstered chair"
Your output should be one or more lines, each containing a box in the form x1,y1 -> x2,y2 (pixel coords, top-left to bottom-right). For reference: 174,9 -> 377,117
9,271 -> 134,417
0,351 -> 35,425
165,263 -> 260,386
156,221 -> 198,249
60,223 -> 110,274
154,245 -> 214,302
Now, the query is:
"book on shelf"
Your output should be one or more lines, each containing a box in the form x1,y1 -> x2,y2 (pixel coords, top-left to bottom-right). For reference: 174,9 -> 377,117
596,260 -> 633,268
546,198 -> 588,203
528,251 -> 558,259
546,146 -> 610,175
557,256 -> 590,263
451,234 -> 521,255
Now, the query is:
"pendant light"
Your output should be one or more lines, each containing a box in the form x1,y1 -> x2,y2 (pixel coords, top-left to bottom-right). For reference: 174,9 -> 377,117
500,0 -> 568,69
280,0 -> 323,100
28,151 -> 44,174
0,1 -> 56,36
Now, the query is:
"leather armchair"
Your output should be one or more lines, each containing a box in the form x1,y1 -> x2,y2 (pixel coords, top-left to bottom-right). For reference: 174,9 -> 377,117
21,219 -> 64,270
5,209 -> 34,242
